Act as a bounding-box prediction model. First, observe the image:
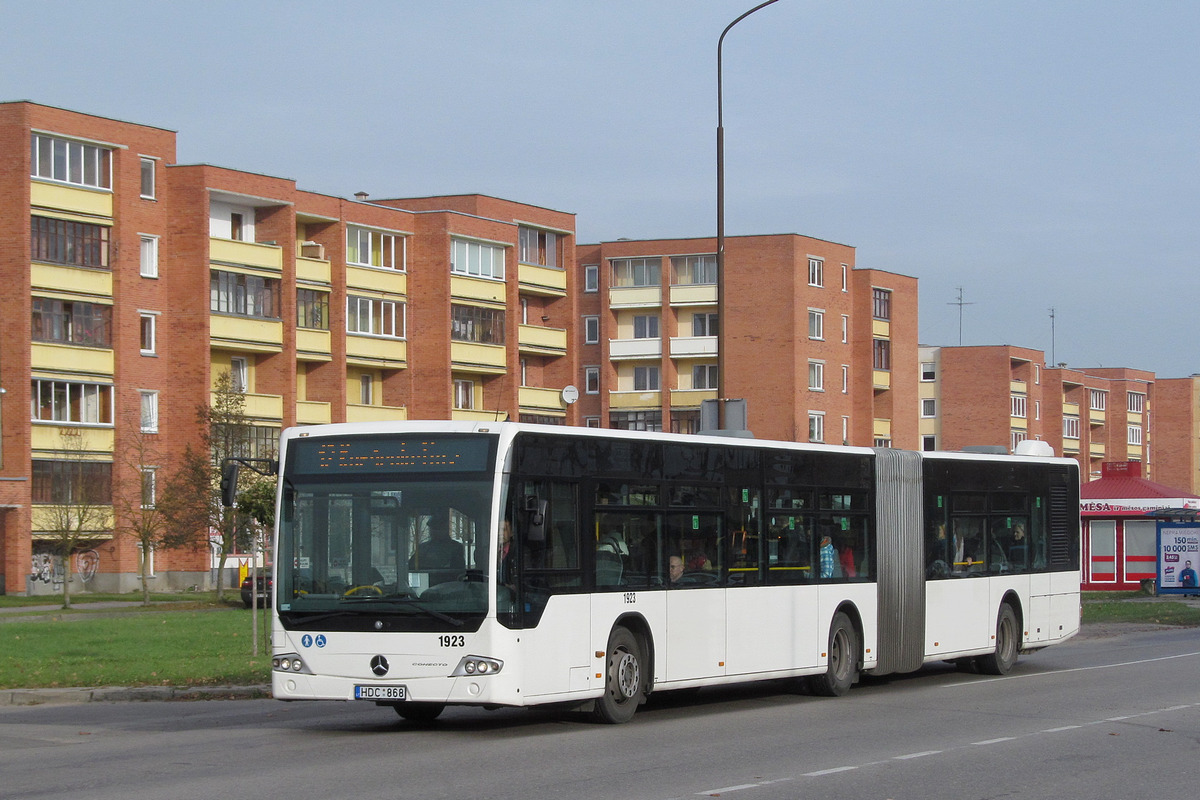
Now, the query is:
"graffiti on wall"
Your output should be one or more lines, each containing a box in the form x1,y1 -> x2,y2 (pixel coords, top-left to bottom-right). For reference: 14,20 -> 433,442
30,549 -> 101,586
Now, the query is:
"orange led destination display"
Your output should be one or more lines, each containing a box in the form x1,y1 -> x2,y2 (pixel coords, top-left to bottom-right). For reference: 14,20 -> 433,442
290,436 -> 492,476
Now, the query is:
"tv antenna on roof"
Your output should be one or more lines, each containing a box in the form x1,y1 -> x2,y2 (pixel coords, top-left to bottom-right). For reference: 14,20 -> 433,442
948,287 -> 974,346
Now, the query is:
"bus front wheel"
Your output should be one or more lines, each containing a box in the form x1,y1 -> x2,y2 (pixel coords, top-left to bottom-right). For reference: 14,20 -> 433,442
392,702 -> 445,723
592,626 -> 645,724
977,604 -> 1019,675
809,612 -> 859,697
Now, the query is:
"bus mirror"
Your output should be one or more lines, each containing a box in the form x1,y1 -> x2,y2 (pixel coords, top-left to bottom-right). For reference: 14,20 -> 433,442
220,462 -> 240,508
523,496 -> 547,543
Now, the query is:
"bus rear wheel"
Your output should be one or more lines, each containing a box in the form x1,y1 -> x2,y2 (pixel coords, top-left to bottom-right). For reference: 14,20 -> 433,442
592,626 -> 645,724
977,604 -> 1019,675
809,612 -> 859,697
392,702 -> 445,723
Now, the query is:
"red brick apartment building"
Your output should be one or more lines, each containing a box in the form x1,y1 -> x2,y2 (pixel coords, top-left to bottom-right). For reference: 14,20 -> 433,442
919,345 -> 1165,481
0,101 -> 580,595
1153,376 -> 1200,495
576,235 -> 919,447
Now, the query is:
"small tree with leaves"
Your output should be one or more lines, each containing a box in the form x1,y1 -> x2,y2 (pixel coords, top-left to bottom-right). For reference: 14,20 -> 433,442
37,427 -> 112,609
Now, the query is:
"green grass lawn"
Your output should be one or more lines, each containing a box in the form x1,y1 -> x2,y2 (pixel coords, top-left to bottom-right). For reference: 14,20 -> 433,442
0,607 -> 271,690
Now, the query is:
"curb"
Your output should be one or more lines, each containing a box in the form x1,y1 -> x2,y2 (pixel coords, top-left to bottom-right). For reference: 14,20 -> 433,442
1,684 -> 270,707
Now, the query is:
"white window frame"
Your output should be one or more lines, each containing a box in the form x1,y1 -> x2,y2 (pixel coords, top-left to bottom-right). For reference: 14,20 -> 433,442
693,364 -> 718,390
139,157 -> 156,200
1090,389 -> 1107,411
453,379 -> 475,410
583,264 -> 599,293
808,309 -> 824,341
808,360 -> 825,392
1011,393 -> 1027,419
584,366 -> 600,394
632,315 -> 660,339
1128,425 -> 1144,446
140,390 -> 159,433
141,467 -> 157,509
230,357 -> 248,393
347,296 -> 404,338
139,312 -> 157,355
30,133 -> 112,190
451,237 -> 505,280
922,398 -> 937,418
840,264 -> 848,292
841,365 -> 849,394
921,362 -> 936,381
139,234 -> 159,278
360,374 -> 373,405
347,224 -> 402,270
841,314 -> 849,343
633,366 -> 660,392
1063,415 -> 1081,440
808,411 -> 825,443
1128,392 -> 1145,413
808,258 -> 824,287
583,316 -> 600,345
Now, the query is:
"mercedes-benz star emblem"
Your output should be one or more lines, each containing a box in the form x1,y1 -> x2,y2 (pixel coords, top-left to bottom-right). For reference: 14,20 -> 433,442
370,655 -> 389,676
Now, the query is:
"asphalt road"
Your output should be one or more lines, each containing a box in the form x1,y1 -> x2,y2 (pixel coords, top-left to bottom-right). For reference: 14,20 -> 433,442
2,625 -> 1198,800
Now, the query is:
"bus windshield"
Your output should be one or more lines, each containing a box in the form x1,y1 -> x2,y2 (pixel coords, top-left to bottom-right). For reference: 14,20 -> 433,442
276,434 -> 496,631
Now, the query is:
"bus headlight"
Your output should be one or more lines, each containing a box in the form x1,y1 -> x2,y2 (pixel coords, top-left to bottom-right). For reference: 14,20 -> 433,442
451,655 -> 503,677
272,653 -> 310,674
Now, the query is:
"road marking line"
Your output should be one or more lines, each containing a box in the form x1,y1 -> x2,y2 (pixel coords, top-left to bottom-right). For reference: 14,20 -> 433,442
804,765 -> 859,776
972,736 -> 1016,745
894,750 -> 941,760
1043,725 -> 1082,732
945,651 -> 1200,688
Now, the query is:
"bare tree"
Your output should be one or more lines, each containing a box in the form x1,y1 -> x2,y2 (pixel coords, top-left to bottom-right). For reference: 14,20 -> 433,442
36,427 -> 112,609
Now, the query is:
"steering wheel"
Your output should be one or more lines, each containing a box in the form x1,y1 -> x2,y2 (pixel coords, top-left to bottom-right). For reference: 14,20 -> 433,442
343,584 -> 383,597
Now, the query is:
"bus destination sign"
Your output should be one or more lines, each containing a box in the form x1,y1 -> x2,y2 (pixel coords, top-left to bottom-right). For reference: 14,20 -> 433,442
290,436 -> 492,476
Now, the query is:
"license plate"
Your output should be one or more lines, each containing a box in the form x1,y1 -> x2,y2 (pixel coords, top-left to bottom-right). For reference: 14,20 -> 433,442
354,685 -> 407,701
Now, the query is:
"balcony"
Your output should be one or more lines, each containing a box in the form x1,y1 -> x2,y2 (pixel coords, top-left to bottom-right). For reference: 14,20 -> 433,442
346,403 -> 407,423
212,391 -> 282,421
32,505 -> 114,534
296,256 -> 331,285
346,334 -> 407,368
1090,442 -> 1106,458
518,263 -> 567,297
209,237 -> 282,271
296,400 -> 332,425
669,388 -> 716,408
669,284 -> 717,306
519,386 -> 567,413
1062,401 -> 1080,415
452,408 -> 509,422
518,324 -> 567,356
32,342 -> 113,376
210,314 -> 284,353
609,286 -> 662,308
451,275 -> 506,304
874,418 -> 892,439
450,341 -> 508,373
31,424 -> 114,454
669,336 -> 717,358
608,338 -> 662,360
610,390 -> 662,409
31,182 -> 112,217
1090,408 -> 1105,425
872,319 -> 891,337
32,263 -> 112,297
347,265 -> 406,295
873,369 -> 891,390
1010,379 -> 1027,394
296,329 -> 332,361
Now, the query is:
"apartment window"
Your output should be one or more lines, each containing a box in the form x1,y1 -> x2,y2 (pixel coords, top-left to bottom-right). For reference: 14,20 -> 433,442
451,238 -> 505,280
360,374 -> 373,405
139,235 -> 158,277
518,227 -> 560,267
1064,415 -> 1081,439
873,338 -> 891,370
633,366 -> 660,391
693,313 -> 718,337
808,258 -> 824,287
584,366 -> 600,394
922,398 -> 937,418
808,360 -> 825,391
922,435 -> 937,452
453,379 -> 475,410
670,254 -> 717,285
1034,364 -> 1040,385
921,362 -> 936,381
140,391 -> 159,433
693,364 -> 718,390
808,412 -> 825,443
30,133 -> 111,189
633,315 -> 660,339
1035,400 -> 1041,421
583,316 -> 600,345
140,157 -> 156,199
842,365 -> 849,394
841,264 -> 848,292
451,304 -> 505,345
1010,430 -> 1027,451
1128,392 -> 1146,413
229,357 -> 248,393
31,216 -> 110,269
872,288 -> 891,321
31,297 -> 111,347
230,212 -> 245,242
297,289 -> 330,330
31,460 -> 112,504
874,438 -> 892,448
610,410 -> 662,432
585,417 -> 601,428
139,313 -> 156,354
1090,389 -> 1107,411
519,359 -> 528,387
1129,425 -> 1144,446
347,296 -> 403,338
808,309 -> 824,340
210,271 -> 280,319
584,264 -> 599,293
611,257 -> 661,287
841,314 -> 849,344
842,416 -> 850,444
1011,394 -> 1027,419
141,468 -> 157,508
347,225 -> 399,269
520,298 -> 529,325
31,380 -> 114,425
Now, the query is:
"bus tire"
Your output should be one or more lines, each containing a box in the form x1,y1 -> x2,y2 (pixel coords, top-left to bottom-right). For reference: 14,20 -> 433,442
977,604 -> 1019,675
809,612 -> 859,697
392,702 -> 445,723
592,626 -> 645,724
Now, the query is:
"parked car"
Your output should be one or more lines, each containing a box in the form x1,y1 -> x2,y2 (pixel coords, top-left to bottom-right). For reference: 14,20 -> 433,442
240,574 -> 272,608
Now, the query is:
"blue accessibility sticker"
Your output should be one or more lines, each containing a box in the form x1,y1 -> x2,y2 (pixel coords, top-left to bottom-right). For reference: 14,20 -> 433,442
315,634 -> 327,648
301,634 -> 313,648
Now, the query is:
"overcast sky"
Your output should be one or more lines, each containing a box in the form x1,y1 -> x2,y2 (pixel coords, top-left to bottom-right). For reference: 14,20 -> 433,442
4,1 -> 1196,377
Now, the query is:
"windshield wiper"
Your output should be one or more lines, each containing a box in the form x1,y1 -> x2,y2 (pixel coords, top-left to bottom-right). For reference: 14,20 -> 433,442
283,596 -> 464,628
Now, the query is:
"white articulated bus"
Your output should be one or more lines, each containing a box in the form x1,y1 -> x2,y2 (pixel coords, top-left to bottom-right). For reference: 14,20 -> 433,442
263,421 -> 1080,723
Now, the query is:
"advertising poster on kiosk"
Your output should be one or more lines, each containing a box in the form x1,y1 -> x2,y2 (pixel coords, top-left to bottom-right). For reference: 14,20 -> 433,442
1157,522 -> 1200,595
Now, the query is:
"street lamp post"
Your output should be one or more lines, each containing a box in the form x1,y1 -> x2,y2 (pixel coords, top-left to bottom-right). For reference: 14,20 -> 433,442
717,0 -> 781,429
